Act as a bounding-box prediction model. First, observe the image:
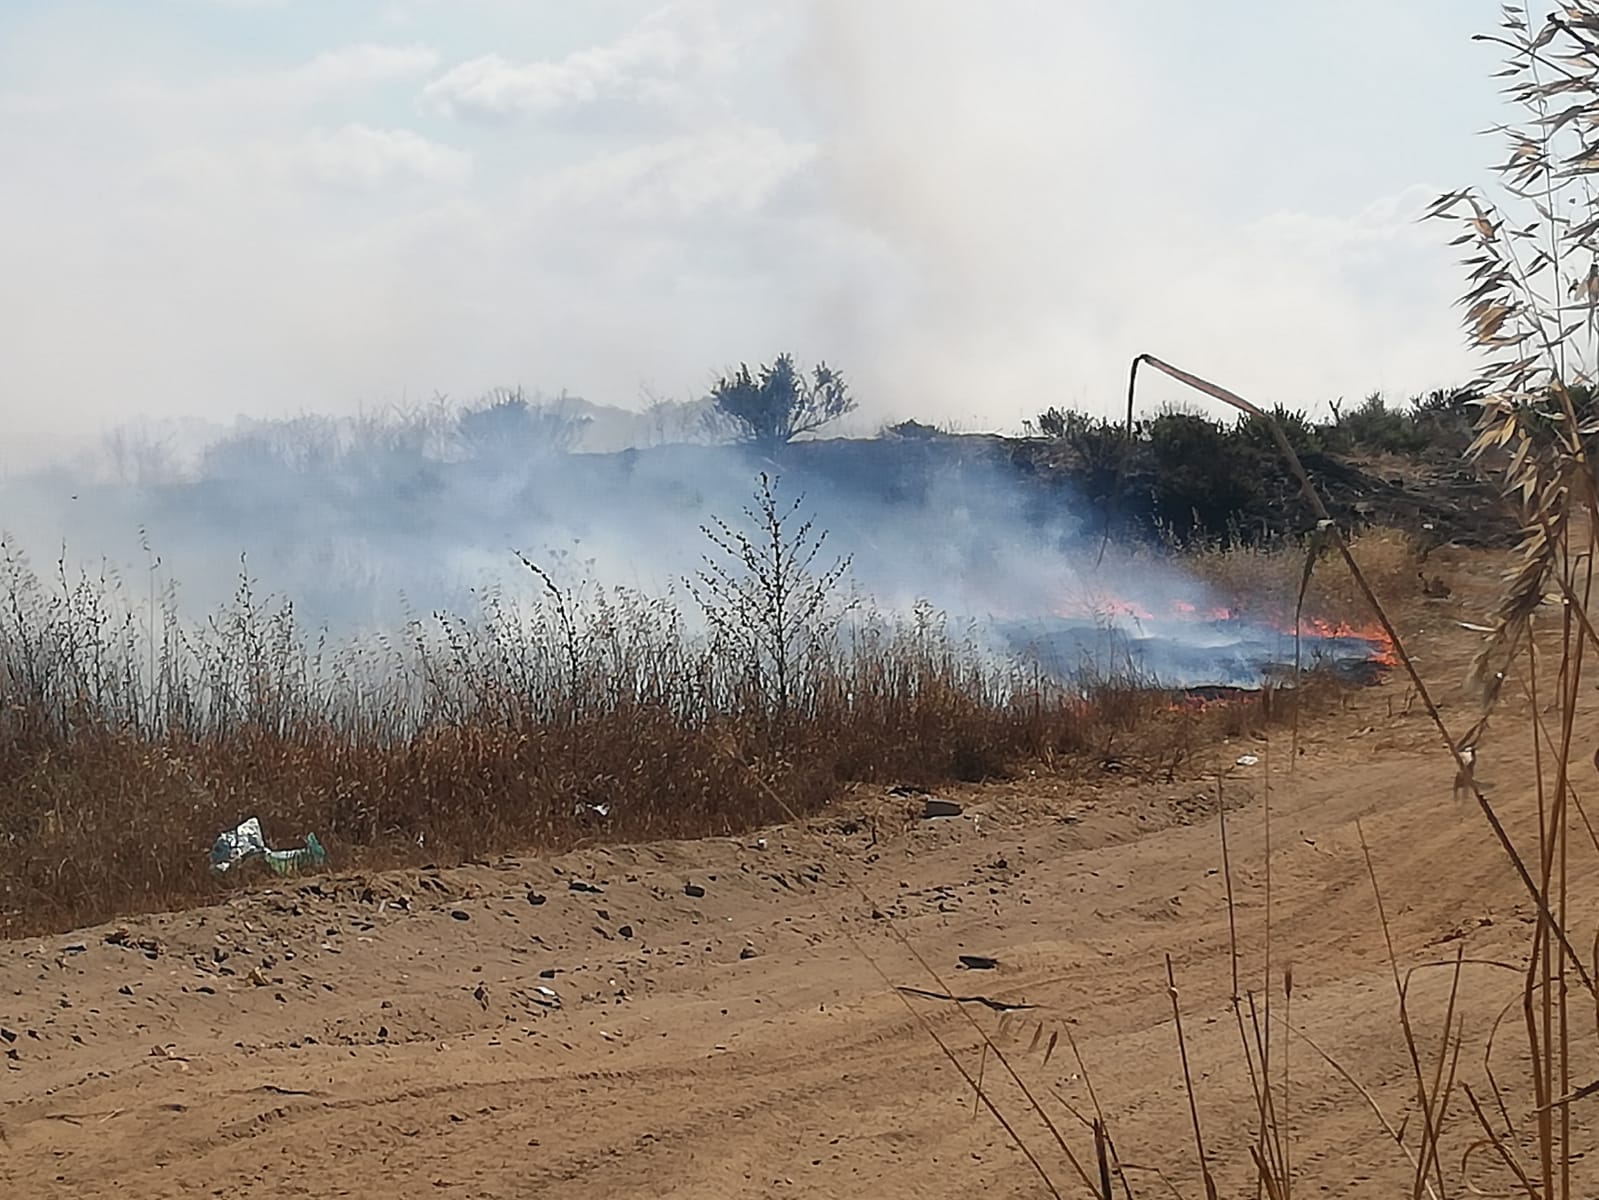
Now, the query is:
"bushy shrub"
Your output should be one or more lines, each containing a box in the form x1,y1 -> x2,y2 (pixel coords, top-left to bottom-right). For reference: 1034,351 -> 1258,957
1141,410 -> 1267,542
711,354 -> 856,451
1331,392 -> 1430,454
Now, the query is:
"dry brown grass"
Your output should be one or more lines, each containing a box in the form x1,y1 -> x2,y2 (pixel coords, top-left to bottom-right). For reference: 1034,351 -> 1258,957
1178,524 -> 1420,626
0,531 -> 1372,939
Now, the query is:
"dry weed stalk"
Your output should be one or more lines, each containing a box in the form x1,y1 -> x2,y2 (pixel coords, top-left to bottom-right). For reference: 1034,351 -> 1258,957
1078,10 -> 1599,1185
1113,332 -> 1596,1192
1099,10 -> 1599,1172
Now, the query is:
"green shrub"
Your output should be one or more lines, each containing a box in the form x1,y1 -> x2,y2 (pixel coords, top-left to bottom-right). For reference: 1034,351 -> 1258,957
1332,392 -> 1430,454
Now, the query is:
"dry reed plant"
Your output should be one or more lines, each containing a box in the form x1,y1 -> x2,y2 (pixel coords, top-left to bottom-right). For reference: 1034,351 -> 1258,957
920,7 -> 1599,1194
1171,524 -> 1420,625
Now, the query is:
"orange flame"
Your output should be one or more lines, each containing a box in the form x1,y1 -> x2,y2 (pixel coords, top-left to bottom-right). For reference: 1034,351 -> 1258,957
1050,589 -> 1398,671
1271,615 -> 1398,668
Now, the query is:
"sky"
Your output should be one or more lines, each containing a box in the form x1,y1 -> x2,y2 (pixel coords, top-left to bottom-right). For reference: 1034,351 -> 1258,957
0,0 -> 1509,448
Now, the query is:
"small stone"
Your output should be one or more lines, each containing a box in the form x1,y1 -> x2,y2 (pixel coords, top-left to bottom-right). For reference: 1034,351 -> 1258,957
684,883 -> 706,899
739,946 -> 758,960
618,925 -> 634,939
922,798 -> 963,819
526,892 -> 547,906
450,910 -> 470,921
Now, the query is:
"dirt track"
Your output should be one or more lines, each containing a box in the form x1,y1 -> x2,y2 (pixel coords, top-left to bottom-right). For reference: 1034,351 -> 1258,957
4,566 -> 1597,1197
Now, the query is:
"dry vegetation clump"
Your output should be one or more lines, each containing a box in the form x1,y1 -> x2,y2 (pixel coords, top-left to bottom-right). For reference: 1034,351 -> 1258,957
0,474 -> 1350,938
1169,523 -> 1421,626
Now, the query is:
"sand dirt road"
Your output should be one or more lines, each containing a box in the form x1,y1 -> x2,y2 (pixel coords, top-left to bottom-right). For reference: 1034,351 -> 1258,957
3,578 -> 1596,1197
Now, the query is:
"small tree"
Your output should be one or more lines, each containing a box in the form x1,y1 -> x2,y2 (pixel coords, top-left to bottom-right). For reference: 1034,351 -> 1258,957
1325,392 -> 1427,455
689,473 -> 852,729
457,387 -> 591,462
102,424 -> 179,486
710,354 -> 855,451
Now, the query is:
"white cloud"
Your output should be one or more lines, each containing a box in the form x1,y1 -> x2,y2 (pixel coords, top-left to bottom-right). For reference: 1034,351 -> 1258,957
421,20 -> 691,121
0,43 -> 442,117
292,124 -> 472,188
524,122 -> 812,221
290,43 -> 440,93
140,124 -> 471,195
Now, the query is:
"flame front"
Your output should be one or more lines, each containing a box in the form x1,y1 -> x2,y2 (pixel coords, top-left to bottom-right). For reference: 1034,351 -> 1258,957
1034,584 -> 1397,688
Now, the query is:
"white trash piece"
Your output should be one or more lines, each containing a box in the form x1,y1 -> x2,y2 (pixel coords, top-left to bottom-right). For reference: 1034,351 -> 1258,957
210,816 -> 326,876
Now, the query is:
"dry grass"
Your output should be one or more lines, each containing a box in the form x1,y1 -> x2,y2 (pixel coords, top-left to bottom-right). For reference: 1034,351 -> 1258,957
0,529 -> 1364,939
1179,524 -> 1420,625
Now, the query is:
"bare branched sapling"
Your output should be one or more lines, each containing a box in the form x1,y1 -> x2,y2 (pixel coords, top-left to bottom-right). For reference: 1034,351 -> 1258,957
689,473 -> 853,730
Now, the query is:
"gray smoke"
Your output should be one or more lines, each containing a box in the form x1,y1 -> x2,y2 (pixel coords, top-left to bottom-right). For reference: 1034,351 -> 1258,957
0,398 -> 1386,693
0,401 -> 1222,629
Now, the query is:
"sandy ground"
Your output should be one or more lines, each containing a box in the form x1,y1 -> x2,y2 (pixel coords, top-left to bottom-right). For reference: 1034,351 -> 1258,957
4,560 -> 1598,1198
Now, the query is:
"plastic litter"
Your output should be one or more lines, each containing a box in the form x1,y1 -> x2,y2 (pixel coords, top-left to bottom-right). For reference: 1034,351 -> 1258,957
210,816 -> 327,876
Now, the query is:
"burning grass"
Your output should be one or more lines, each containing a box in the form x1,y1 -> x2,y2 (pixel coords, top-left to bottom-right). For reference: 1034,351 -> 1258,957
1177,523 -> 1421,630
